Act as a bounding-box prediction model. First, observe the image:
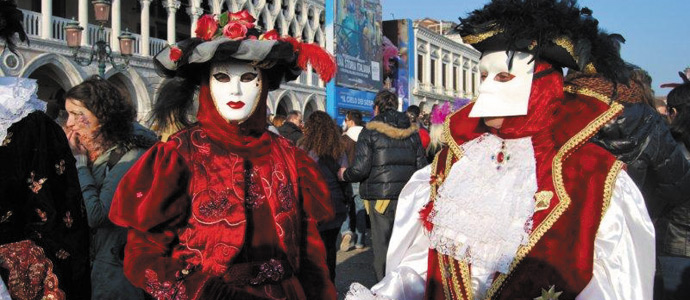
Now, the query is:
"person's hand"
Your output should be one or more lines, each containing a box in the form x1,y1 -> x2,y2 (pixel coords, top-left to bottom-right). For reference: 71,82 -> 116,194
338,167 -> 346,181
67,131 -> 87,156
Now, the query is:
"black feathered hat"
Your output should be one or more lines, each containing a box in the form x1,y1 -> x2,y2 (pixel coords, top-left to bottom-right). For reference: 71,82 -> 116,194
455,0 -> 628,83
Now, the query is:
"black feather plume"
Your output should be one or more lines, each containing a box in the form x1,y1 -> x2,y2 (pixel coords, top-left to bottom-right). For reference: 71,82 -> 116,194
0,0 -> 28,54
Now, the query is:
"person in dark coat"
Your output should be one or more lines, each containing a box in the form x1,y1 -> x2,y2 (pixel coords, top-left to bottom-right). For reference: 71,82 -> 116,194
0,4 -> 91,299
656,80 -> 690,300
299,111 -> 349,282
585,69 -> 690,220
278,110 -> 303,144
339,110 -> 366,251
341,90 -> 427,280
578,69 -> 690,300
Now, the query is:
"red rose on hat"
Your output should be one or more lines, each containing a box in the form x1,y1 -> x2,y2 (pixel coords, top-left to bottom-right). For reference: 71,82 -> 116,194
259,30 -> 279,41
223,22 -> 248,40
169,46 -> 182,62
195,15 -> 218,41
229,10 -> 256,29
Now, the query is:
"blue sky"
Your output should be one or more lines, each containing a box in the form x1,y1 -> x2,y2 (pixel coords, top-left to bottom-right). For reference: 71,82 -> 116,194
382,0 -> 690,96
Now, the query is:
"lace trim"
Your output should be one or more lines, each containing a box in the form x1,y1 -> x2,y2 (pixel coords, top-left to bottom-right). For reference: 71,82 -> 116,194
0,77 -> 46,143
429,134 -> 538,277
484,98 -> 624,299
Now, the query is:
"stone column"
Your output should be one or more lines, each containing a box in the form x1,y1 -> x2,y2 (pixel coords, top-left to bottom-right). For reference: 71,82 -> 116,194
187,5 -> 204,38
164,0 -> 182,45
111,0 -> 122,52
140,0 -> 152,56
78,0 -> 88,45
41,0 -> 52,39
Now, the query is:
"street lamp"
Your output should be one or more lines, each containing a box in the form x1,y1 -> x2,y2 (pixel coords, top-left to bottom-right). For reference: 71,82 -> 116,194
65,0 -> 133,78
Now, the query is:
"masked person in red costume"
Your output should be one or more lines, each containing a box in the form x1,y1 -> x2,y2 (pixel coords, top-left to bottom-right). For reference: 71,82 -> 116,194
108,10 -> 337,300
347,1 -> 655,299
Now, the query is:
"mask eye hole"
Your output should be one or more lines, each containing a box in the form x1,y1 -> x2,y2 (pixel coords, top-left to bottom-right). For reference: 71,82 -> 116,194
240,72 -> 258,82
480,71 -> 488,82
494,72 -> 516,82
213,73 -> 231,82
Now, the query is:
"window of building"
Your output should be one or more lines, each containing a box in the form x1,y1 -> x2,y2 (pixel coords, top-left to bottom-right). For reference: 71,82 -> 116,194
417,55 -> 423,83
430,59 -> 436,86
463,69 -> 467,92
472,74 -> 476,94
453,66 -> 458,91
441,64 -> 447,89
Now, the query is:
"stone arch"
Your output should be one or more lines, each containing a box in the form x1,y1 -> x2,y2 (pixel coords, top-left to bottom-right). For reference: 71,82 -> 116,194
21,53 -> 85,89
273,89 -> 299,116
21,53 -> 86,119
302,94 -> 318,119
104,68 -> 151,121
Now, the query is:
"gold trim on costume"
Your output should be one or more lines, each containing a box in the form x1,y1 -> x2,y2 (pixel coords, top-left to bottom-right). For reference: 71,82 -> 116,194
437,252 -> 453,299
459,260 -> 473,300
563,85 -> 615,105
602,160 -> 624,218
462,28 -> 504,45
443,108 -> 469,159
584,63 -> 597,74
553,36 -> 579,66
483,99 -> 625,299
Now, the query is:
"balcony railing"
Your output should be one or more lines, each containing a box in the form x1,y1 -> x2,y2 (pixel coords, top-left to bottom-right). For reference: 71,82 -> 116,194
20,9 -> 166,57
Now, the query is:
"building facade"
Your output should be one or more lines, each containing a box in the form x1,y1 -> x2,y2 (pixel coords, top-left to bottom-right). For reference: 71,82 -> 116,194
13,0 -> 327,123
413,18 -> 481,112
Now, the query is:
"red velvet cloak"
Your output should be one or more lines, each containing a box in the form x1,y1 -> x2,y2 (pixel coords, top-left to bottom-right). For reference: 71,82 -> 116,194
109,84 -> 336,300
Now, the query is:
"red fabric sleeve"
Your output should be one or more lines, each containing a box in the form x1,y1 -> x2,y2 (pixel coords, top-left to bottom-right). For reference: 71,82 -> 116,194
419,128 -> 430,150
294,150 -> 337,300
109,142 -> 207,299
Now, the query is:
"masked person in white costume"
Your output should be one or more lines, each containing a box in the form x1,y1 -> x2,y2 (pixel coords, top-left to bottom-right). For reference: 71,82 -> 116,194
347,0 -> 655,299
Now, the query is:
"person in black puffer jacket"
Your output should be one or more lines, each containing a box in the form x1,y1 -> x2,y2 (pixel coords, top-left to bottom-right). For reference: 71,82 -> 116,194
341,90 -> 427,280
573,70 -> 690,300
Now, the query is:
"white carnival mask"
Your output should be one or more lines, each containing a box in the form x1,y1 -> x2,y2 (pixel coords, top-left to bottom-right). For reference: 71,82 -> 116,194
209,61 -> 263,123
469,51 -> 535,118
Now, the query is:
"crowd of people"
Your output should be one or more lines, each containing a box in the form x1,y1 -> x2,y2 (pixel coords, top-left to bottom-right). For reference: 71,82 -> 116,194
2,0 -> 690,300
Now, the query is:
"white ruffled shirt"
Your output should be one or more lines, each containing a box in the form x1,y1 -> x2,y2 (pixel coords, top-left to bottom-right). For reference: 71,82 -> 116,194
347,134 -> 655,300
0,77 -> 46,143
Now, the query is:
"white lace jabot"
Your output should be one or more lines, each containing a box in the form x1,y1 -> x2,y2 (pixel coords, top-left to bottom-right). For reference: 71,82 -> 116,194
0,77 -> 46,143
428,133 -> 538,298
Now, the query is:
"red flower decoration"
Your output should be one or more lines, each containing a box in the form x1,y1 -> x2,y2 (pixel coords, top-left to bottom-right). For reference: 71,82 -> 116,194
223,22 -> 248,40
259,30 -> 279,41
169,46 -> 182,62
195,14 -> 219,41
229,10 -> 256,29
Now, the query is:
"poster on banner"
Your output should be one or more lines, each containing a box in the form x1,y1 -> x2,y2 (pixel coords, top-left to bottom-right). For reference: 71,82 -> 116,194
382,19 -> 415,111
334,86 -> 376,124
334,0 -> 383,92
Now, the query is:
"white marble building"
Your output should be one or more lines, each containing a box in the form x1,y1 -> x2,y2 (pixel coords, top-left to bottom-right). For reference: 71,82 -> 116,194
413,19 -> 481,112
13,0 -> 328,123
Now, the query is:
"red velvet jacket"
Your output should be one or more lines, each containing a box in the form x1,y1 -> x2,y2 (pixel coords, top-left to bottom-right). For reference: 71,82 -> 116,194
421,62 -> 625,299
109,85 -> 336,300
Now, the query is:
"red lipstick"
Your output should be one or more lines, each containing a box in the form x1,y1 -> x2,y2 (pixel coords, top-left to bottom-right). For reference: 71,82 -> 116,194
226,101 -> 245,109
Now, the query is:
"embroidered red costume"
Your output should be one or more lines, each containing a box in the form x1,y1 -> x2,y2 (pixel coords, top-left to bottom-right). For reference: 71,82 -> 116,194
110,85 -> 335,300
109,9 -> 338,300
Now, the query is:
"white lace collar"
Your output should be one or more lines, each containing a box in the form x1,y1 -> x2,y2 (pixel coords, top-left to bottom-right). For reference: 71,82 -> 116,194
428,133 -> 538,298
0,77 -> 46,143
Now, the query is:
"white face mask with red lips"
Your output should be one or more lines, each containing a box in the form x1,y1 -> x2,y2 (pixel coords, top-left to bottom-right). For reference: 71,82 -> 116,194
209,62 -> 263,123
469,51 -> 535,118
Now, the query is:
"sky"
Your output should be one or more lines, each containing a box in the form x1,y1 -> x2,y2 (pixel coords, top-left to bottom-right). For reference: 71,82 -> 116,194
381,0 -> 690,96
